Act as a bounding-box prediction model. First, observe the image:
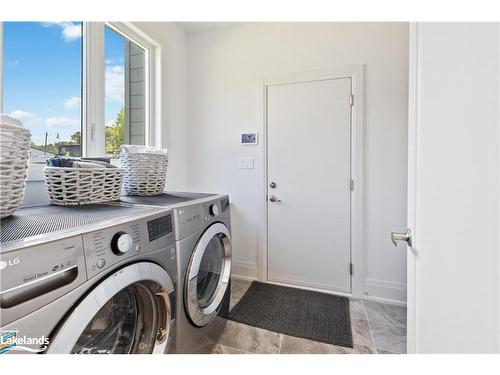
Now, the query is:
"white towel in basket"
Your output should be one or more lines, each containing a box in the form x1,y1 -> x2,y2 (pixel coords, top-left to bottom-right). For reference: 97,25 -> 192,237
120,144 -> 168,155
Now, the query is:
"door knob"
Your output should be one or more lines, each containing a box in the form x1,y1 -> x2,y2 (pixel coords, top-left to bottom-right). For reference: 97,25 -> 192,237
269,182 -> 277,189
269,195 -> 281,203
391,229 -> 412,247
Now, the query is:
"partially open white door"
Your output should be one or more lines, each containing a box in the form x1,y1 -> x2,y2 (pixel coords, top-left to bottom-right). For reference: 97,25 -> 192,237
405,22 -> 500,354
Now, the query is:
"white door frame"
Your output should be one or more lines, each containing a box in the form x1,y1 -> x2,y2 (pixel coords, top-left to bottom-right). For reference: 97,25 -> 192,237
257,65 -> 365,298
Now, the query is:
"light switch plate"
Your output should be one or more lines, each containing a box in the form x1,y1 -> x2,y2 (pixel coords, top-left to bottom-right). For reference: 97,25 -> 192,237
238,157 -> 254,169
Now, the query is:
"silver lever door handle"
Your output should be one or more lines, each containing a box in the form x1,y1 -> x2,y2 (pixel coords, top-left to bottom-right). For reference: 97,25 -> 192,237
391,229 -> 412,247
269,195 -> 281,203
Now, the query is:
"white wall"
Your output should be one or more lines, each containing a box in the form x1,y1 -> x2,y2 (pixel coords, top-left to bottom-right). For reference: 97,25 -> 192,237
186,23 -> 409,302
411,22 -> 500,353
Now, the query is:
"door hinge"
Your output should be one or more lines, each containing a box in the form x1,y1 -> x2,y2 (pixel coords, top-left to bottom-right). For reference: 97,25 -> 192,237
349,94 -> 355,107
350,179 -> 354,191
349,263 -> 353,276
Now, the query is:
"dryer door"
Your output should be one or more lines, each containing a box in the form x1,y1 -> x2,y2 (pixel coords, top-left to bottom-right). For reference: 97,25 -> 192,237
185,222 -> 232,327
47,262 -> 175,354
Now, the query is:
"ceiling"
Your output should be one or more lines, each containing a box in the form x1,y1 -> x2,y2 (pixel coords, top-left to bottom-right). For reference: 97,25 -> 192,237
177,22 -> 240,34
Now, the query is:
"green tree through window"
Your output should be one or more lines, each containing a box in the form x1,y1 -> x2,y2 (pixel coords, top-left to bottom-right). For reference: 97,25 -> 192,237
105,107 -> 125,158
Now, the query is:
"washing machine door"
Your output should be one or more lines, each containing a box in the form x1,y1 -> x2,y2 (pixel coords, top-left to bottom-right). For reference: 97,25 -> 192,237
47,262 -> 175,354
185,222 -> 232,327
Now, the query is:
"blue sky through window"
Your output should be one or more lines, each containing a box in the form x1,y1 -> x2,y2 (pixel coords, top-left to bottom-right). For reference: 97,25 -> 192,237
2,22 -> 125,147
104,26 -> 125,128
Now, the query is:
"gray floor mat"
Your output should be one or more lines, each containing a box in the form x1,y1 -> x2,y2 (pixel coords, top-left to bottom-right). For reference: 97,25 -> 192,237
228,281 -> 353,348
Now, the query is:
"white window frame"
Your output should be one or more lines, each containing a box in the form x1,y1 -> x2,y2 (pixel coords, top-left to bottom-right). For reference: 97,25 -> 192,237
0,21 -> 162,180
83,22 -> 105,158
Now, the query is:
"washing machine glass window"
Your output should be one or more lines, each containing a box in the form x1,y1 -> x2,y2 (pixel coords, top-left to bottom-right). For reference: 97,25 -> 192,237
47,263 -> 174,354
197,235 -> 225,308
72,282 -> 158,354
186,223 -> 232,327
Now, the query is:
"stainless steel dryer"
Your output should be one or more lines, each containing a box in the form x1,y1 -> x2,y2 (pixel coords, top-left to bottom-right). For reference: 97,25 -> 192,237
121,192 -> 232,353
174,196 -> 232,353
0,204 -> 177,354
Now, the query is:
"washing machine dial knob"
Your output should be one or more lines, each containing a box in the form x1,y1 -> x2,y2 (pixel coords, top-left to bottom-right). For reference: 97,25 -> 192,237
209,204 -> 219,217
111,232 -> 133,255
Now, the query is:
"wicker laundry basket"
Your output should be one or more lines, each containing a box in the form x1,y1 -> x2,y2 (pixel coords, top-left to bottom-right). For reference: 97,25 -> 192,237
44,166 -> 123,205
0,115 -> 31,218
120,152 -> 168,196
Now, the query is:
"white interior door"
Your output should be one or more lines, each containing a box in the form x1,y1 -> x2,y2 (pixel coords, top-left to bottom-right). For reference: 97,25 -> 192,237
266,78 -> 352,293
405,23 -> 500,354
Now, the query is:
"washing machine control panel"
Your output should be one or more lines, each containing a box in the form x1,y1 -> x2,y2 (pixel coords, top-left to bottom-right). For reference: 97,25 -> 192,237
111,232 -> 133,255
147,214 -> 173,242
202,198 -> 230,223
220,197 -> 230,213
209,204 -> 219,217
83,211 -> 175,279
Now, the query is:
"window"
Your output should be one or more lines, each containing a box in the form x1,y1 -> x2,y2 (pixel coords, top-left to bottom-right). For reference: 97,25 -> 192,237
104,26 -> 146,158
0,22 -> 158,179
2,22 -> 83,162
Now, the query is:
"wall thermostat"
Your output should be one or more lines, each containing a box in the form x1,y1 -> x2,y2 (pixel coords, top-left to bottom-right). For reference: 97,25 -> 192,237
240,132 -> 258,145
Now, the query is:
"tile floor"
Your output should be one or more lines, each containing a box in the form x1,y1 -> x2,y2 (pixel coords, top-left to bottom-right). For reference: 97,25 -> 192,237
196,279 -> 407,354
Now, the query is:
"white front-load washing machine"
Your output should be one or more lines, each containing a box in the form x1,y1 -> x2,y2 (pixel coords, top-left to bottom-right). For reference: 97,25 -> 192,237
120,192 -> 232,353
0,204 -> 177,354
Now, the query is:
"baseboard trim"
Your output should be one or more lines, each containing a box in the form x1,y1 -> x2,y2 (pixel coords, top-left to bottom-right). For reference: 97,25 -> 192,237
364,278 -> 407,306
231,260 -> 258,280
